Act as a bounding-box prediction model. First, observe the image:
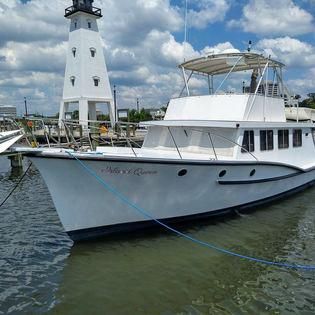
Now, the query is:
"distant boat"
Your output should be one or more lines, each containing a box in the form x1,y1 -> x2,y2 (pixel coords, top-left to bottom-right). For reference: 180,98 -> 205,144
17,51 -> 315,241
285,106 -> 315,121
0,130 -> 24,154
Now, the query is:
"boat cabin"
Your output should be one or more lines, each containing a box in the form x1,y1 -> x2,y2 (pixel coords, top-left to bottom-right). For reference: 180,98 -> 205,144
140,52 -> 315,168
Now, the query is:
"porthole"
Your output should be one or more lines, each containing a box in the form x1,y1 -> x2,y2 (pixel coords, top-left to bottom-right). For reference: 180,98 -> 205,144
219,170 -> 226,178
250,169 -> 256,177
178,169 -> 187,177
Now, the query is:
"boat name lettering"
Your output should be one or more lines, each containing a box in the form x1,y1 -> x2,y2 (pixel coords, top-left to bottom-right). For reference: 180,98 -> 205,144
101,167 -> 157,176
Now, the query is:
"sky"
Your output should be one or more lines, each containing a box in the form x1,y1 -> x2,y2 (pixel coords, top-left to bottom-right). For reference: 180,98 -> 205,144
0,0 -> 314,115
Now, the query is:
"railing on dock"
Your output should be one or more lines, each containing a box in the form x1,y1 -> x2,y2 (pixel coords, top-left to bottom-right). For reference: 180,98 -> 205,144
18,118 -> 146,152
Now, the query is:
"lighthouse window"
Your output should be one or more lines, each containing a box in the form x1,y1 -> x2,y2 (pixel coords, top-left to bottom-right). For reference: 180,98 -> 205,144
88,21 -> 92,29
293,129 -> 302,147
93,77 -> 100,87
72,48 -> 76,57
278,129 -> 289,149
90,48 -> 96,57
70,76 -> 75,86
260,130 -> 274,151
241,130 -> 254,153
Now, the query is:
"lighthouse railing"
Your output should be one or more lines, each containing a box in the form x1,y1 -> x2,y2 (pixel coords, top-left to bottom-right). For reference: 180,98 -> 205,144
65,5 -> 102,17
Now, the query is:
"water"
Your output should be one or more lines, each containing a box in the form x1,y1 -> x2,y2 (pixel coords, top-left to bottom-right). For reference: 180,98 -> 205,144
0,157 -> 314,314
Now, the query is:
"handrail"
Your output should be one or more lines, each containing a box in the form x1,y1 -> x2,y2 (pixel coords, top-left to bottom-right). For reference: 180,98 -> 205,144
21,117 -> 145,152
190,128 -> 259,161
159,126 -> 257,161
207,132 -> 218,160
19,117 -> 258,161
65,5 -> 102,17
168,127 -> 182,159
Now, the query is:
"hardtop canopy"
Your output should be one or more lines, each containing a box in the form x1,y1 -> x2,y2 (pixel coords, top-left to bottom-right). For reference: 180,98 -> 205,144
179,52 -> 285,76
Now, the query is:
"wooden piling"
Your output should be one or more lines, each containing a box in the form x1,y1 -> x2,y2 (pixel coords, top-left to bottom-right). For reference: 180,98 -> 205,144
9,153 -> 23,169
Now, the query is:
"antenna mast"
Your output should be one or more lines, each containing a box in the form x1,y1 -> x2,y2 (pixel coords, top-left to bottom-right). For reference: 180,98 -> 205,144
184,0 -> 188,61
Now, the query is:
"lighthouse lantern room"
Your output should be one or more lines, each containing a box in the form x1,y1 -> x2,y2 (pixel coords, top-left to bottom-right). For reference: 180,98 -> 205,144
60,0 -> 115,129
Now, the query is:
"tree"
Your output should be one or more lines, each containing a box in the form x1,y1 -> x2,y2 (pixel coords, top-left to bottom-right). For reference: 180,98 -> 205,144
97,114 -> 110,121
299,94 -> 315,109
128,108 -> 152,123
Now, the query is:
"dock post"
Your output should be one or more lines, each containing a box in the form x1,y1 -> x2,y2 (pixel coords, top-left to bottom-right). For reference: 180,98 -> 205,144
9,153 -> 23,169
126,124 -> 130,138
79,125 -> 83,148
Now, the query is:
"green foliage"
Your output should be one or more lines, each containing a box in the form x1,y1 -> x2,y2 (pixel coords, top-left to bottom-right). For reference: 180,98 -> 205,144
72,110 -> 79,119
128,108 -> 152,123
97,114 -> 110,121
299,96 -> 315,109
160,106 -> 168,113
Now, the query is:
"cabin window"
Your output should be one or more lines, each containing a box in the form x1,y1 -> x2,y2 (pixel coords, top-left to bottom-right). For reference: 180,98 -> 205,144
241,130 -> 254,153
70,76 -> 75,87
260,130 -> 274,151
278,129 -> 289,149
72,48 -> 76,57
293,129 -> 302,147
93,76 -> 100,87
90,48 -> 96,58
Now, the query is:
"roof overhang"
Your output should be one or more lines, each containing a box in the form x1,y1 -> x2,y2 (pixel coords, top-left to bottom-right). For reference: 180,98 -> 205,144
140,120 -> 313,128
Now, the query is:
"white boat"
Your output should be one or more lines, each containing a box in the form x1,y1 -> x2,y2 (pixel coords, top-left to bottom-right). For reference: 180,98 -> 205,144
18,52 -> 315,241
0,130 -> 24,154
285,106 -> 315,122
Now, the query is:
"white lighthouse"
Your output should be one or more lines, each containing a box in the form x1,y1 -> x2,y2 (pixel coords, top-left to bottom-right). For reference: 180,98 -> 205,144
59,0 -> 115,128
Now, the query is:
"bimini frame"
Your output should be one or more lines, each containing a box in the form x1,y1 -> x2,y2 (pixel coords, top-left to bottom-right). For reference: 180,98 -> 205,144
178,52 -> 285,101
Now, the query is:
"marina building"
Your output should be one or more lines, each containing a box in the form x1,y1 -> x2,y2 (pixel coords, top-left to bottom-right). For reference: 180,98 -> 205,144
0,105 -> 17,118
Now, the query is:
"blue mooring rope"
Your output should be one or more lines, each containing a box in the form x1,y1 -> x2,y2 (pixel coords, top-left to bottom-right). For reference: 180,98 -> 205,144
67,151 -> 315,271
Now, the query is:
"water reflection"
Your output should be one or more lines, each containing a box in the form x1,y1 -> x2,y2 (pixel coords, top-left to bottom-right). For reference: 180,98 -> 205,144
0,158 -> 72,315
51,190 -> 315,315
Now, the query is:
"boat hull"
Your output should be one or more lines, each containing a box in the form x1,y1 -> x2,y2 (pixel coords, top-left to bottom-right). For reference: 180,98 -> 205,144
30,155 -> 315,241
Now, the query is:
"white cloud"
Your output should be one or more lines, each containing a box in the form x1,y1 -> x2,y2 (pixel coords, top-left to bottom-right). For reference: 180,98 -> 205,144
188,0 -> 231,29
228,0 -> 314,36
256,37 -> 315,68
0,0 -> 66,46
287,68 -> 315,97
201,42 -> 236,55
97,0 -> 182,47
0,0 -> 313,115
0,42 -> 67,72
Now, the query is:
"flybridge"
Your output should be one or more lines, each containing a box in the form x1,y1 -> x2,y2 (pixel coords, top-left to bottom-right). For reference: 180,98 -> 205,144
178,52 -> 287,99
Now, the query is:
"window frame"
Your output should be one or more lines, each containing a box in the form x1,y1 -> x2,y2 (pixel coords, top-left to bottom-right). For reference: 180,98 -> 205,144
72,47 -> 76,58
93,76 -> 100,87
293,129 -> 302,147
278,129 -> 289,149
90,48 -> 96,58
260,129 -> 274,151
70,76 -> 75,87
241,130 -> 255,153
